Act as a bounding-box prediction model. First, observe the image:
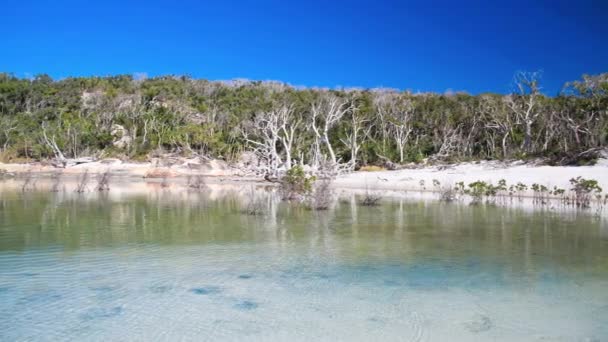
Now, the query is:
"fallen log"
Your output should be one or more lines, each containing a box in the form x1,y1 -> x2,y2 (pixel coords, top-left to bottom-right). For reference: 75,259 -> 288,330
264,174 -> 281,183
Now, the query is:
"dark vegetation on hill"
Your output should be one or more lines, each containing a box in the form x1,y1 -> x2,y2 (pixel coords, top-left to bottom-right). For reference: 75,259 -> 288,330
0,72 -> 606,174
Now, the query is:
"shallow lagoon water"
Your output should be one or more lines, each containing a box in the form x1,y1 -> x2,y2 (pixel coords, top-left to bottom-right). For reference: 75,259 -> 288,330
1,187 -> 608,341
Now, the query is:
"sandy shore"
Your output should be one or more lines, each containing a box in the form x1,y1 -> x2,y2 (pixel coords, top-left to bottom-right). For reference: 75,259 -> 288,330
0,158 -> 238,178
2,158 -> 608,198
335,159 -> 608,196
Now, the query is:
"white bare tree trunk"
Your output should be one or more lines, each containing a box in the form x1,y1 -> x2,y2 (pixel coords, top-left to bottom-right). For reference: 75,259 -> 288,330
242,105 -> 300,176
41,123 -> 67,164
374,92 -> 414,163
278,105 -> 301,170
506,71 -> 542,154
311,94 -> 353,170
340,106 -> 370,170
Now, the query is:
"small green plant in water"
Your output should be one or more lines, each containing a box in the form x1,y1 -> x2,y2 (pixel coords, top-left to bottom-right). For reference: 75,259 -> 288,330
419,179 -> 426,190
467,181 -> 489,203
454,181 -> 466,196
497,179 -> 507,192
531,183 -> 548,203
569,176 -> 603,208
508,182 -> 528,199
280,165 -> 316,200
552,186 -> 565,196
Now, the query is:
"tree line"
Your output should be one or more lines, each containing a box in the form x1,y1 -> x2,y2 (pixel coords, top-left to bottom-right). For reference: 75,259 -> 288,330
0,72 -> 606,173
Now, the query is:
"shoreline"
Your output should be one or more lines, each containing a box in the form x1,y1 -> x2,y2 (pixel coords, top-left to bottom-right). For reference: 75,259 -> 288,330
2,158 -> 608,215
3,158 -> 608,194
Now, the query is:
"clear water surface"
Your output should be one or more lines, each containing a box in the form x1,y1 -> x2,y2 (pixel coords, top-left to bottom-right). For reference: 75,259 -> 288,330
1,187 -> 607,341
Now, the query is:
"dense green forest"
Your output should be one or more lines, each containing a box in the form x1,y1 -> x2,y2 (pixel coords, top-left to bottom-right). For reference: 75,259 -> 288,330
0,72 -> 606,173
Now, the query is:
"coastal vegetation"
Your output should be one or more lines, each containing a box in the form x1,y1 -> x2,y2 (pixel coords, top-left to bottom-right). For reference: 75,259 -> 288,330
0,72 -> 606,176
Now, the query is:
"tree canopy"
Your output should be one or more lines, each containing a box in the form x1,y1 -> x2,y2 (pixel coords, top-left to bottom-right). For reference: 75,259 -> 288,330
0,72 -> 606,171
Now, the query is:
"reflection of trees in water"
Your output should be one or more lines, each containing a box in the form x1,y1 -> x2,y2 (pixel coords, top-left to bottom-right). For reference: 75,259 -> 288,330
1,188 -> 608,276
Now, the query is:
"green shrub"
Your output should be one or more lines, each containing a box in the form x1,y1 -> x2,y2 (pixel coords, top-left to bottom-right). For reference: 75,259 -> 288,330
466,181 -> 488,202
280,165 -> 316,200
569,176 -> 602,208
552,186 -> 565,196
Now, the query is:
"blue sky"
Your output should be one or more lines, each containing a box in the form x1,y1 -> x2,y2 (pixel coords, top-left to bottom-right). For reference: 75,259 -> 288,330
1,0 -> 607,94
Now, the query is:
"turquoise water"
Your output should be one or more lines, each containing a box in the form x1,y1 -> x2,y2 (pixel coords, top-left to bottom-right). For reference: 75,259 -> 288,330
1,188 -> 607,341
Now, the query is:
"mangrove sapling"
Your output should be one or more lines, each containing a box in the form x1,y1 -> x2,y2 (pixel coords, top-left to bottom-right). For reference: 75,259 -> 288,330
454,181 -> 467,198
243,187 -> 266,216
439,184 -> 457,202
569,177 -> 602,208
20,169 -> 36,192
513,182 -> 528,200
187,174 -> 207,191
280,165 -> 315,201
540,185 -> 549,204
485,183 -> 502,204
494,179 -> 508,204
551,186 -> 567,205
96,169 -> 111,192
531,183 -> 541,202
497,179 -> 507,190
432,179 -> 441,190
531,183 -> 548,204
467,181 -> 489,204
464,181 -> 502,204
595,193 -> 604,205
50,170 -> 63,192
75,170 -> 89,193
308,178 -> 334,210
598,194 -> 608,212
419,179 -> 426,190
361,189 -> 382,207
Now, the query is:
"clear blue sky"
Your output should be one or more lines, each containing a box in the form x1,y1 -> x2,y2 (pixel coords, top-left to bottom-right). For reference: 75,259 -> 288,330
1,0 -> 607,94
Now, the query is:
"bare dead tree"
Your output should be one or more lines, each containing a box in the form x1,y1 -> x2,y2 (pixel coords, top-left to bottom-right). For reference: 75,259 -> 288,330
308,178 -> 334,210
505,71 -> 542,154
556,108 -> 596,151
461,101 -> 483,158
50,170 -> 63,192
374,92 -> 416,163
340,104 -> 372,170
481,95 -> 514,158
564,73 -> 608,150
241,109 -> 283,176
361,189 -> 382,206
75,169 -> 89,193
41,122 -> 67,166
277,105 -> 302,170
186,174 -> 207,191
241,104 -> 303,176
371,90 -> 392,156
21,169 -> 36,192
311,94 -> 354,170
243,186 -> 265,215
435,125 -> 463,160
96,169 -> 111,191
